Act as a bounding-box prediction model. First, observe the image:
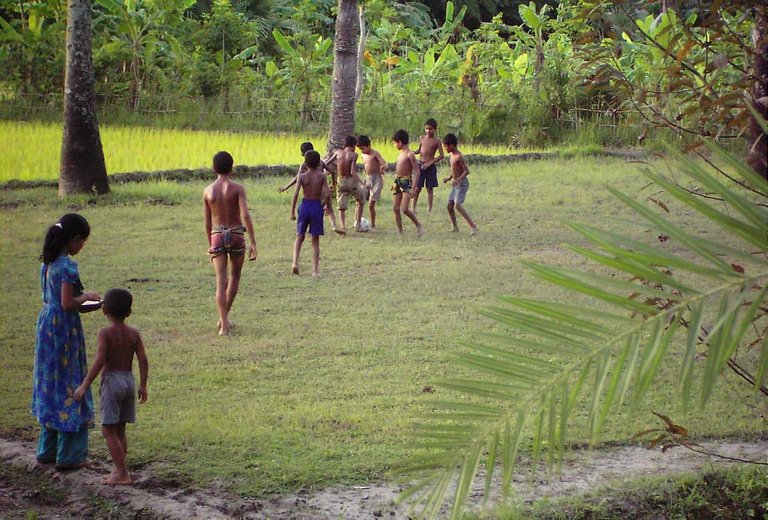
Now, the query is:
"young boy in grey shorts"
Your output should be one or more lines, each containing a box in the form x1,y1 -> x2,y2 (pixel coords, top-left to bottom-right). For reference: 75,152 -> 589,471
74,288 -> 148,485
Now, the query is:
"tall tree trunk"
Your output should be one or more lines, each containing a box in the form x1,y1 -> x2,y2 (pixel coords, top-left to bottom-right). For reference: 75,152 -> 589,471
60,0 -> 109,195
327,0 -> 359,153
747,6 -> 767,180
354,2 -> 366,104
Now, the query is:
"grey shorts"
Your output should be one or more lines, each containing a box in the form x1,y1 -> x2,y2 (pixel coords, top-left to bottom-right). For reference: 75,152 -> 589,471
448,178 -> 469,205
99,371 -> 136,425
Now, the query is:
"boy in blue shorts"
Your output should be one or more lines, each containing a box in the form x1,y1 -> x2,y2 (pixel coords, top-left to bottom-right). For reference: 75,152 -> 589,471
413,118 -> 444,213
291,150 -> 331,276
74,288 -> 148,485
442,133 -> 478,235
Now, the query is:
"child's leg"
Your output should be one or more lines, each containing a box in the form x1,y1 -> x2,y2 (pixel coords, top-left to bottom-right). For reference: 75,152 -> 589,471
401,194 -> 423,236
393,194 -> 403,233
426,187 -> 434,213
455,203 -> 478,233
354,200 -> 363,230
116,422 -> 128,457
226,253 -> 246,314
325,202 -> 340,232
447,200 -> 459,231
369,200 -> 376,228
102,423 -> 131,485
412,186 -> 421,212
212,255 -> 230,335
292,233 -> 305,275
310,235 -> 320,276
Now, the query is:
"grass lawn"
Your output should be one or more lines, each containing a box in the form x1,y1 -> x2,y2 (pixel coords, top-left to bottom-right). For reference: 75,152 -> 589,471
0,156 -> 764,497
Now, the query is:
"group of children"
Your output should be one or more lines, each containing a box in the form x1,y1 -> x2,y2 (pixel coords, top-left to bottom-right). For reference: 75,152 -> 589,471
279,120 -> 479,277
31,120 -> 477,486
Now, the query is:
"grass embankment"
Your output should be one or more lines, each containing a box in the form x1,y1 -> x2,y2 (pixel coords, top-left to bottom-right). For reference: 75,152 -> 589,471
0,157 -> 764,497
0,121 -> 523,182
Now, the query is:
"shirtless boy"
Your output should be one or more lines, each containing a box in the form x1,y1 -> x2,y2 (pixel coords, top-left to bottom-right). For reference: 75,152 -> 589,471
442,133 -> 478,235
203,151 -> 258,335
391,129 -> 423,237
334,135 -> 368,232
291,150 -> 330,277
278,142 -> 342,235
357,134 -> 388,230
74,288 -> 148,486
413,118 -> 444,213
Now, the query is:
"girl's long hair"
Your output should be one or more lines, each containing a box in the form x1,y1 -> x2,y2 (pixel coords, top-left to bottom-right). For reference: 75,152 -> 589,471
40,213 -> 90,264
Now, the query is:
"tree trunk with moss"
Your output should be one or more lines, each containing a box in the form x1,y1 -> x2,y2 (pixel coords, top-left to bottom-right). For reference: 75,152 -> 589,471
60,0 -> 109,195
327,0 -> 359,153
747,6 -> 767,180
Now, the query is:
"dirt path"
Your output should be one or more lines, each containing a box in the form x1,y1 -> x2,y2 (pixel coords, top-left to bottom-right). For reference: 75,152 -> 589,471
2,436 -> 766,519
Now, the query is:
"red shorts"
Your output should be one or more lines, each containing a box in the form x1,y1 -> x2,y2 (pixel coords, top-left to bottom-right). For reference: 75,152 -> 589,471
208,225 -> 246,258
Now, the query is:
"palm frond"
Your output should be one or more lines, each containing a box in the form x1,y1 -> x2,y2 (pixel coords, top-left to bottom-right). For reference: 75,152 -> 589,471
399,143 -> 768,519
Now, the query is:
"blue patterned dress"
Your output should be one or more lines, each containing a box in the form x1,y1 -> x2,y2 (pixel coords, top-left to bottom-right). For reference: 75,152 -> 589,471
32,255 -> 94,435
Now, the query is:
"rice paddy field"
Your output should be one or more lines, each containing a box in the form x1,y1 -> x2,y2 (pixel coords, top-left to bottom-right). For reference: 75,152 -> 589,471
0,121 -> 520,182
1,152 -> 765,498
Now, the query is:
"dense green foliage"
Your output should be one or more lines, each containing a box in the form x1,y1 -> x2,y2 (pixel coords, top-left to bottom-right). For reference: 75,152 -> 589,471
1,1 -> 759,147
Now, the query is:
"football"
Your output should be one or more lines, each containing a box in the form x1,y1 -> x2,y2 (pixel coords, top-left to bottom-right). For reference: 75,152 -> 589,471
358,217 -> 371,232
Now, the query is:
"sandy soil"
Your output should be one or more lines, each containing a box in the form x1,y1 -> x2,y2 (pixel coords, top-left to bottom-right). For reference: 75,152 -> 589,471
2,436 -> 766,519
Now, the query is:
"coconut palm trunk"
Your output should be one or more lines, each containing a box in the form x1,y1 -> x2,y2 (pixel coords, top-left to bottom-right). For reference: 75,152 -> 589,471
327,0 -> 359,153
60,0 -> 109,195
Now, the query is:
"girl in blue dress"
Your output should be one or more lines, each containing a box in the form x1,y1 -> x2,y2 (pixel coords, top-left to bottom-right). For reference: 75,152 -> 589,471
32,213 -> 101,469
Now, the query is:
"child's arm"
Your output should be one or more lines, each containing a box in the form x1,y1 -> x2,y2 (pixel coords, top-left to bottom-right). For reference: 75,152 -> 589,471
375,151 -> 388,173
423,140 -> 445,169
322,177 -> 331,208
73,329 -> 107,400
278,173 -> 299,193
409,152 -> 421,189
61,282 -> 100,311
238,188 -> 258,261
135,332 -> 149,404
204,193 -> 212,245
290,177 -> 301,220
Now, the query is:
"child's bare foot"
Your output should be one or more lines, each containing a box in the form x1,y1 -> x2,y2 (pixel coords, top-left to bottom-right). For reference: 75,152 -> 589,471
469,226 -> 478,236
335,228 -> 346,235
291,265 -> 299,275
451,226 -> 459,232
102,473 -> 132,485
55,461 -> 93,471
312,271 -> 321,278
416,225 -> 424,238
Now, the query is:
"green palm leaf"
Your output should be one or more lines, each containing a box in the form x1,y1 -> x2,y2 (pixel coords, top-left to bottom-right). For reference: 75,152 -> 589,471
399,143 -> 768,519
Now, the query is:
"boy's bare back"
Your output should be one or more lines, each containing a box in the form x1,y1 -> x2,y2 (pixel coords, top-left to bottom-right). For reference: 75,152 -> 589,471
204,177 -> 248,228
99,323 -> 145,374
299,167 -> 329,200
335,148 -> 358,178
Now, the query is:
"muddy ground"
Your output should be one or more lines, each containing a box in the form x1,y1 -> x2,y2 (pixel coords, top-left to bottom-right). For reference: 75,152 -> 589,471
2,436 -> 767,519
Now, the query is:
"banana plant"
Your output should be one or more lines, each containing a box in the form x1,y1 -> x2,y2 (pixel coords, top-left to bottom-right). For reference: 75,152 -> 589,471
269,28 -> 333,121
400,140 -> 768,518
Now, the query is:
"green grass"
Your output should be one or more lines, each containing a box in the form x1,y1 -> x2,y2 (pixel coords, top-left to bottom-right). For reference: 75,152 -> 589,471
0,121 -> 527,183
1,157 -> 763,498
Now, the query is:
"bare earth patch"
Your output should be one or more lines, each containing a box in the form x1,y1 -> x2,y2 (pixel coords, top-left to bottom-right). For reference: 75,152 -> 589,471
2,436 -> 766,519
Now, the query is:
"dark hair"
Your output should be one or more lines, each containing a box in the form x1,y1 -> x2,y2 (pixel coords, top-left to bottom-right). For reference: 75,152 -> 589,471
425,118 -> 437,129
40,213 -> 90,264
300,142 -> 314,156
344,135 -> 357,147
443,133 -> 458,146
392,129 -> 409,144
213,151 -> 233,174
305,150 -> 321,168
357,135 -> 371,147
103,288 -> 133,319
